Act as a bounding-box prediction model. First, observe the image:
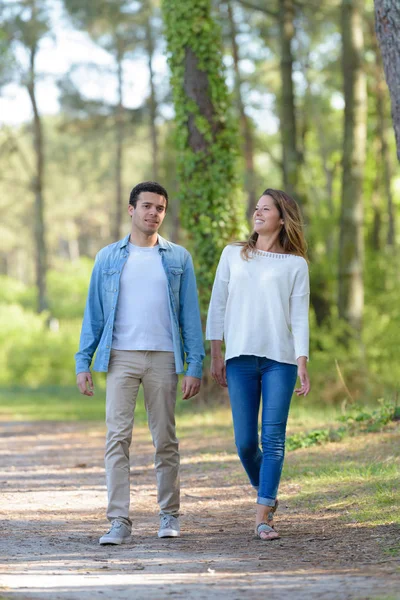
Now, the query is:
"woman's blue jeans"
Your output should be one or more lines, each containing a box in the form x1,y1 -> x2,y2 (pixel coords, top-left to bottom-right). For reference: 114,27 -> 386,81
226,355 -> 297,506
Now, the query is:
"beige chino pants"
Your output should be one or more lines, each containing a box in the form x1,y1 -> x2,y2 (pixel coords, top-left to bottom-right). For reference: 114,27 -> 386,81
105,349 -> 179,526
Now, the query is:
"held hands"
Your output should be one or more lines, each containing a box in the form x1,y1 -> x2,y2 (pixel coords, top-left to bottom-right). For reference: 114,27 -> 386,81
182,375 -> 201,400
211,356 -> 227,388
294,357 -> 310,396
77,372 -> 94,396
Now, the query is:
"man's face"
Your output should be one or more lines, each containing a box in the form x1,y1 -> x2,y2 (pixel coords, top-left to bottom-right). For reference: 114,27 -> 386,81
128,191 -> 167,236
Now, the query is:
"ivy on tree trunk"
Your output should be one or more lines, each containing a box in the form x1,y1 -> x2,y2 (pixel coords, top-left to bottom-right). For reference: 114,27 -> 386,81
162,0 -> 246,315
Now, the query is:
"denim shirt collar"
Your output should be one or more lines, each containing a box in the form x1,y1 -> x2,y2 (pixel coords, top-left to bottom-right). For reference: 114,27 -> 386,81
118,233 -> 169,252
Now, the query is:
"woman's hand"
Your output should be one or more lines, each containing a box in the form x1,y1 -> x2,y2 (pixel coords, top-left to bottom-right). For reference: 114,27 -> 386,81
295,356 -> 310,396
211,356 -> 227,388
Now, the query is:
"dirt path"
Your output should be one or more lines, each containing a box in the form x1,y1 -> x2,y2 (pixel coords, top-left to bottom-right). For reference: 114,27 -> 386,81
0,421 -> 399,600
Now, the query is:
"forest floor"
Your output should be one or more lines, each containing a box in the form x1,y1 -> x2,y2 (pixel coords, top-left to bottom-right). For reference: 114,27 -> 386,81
0,418 -> 399,600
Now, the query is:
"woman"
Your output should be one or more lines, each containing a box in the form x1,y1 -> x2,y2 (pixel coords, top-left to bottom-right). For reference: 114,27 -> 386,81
206,188 -> 310,540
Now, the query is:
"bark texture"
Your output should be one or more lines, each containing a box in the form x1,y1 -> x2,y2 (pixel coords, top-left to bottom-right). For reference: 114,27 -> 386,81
374,0 -> 400,162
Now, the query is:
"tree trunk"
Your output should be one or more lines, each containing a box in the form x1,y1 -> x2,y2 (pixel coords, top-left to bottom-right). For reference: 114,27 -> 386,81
377,75 -> 395,248
374,0 -> 400,162
183,48 -> 219,151
227,1 -> 257,221
375,36 -> 395,247
146,17 -> 159,181
338,0 -> 367,334
371,188 -> 382,251
68,237 -> 80,262
314,113 -> 337,257
162,0 -> 245,315
279,0 -> 300,198
113,41 -> 124,242
27,43 -> 48,314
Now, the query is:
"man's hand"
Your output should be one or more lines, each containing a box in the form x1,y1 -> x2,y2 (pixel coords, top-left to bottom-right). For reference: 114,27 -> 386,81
77,372 -> 94,396
211,356 -> 227,388
182,375 -> 201,400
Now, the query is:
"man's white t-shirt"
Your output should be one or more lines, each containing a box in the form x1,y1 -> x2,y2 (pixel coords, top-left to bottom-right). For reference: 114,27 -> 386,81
112,243 -> 174,352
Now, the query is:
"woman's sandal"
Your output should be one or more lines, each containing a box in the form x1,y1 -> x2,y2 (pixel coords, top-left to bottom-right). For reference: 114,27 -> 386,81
256,522 -> 280,540
255,498 -> 280,540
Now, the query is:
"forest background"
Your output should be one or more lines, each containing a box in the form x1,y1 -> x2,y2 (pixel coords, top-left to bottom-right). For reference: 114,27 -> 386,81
0,0 -> 399,415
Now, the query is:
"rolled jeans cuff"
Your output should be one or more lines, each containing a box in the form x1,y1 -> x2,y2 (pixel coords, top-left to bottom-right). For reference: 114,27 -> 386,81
257,495 -> 276,506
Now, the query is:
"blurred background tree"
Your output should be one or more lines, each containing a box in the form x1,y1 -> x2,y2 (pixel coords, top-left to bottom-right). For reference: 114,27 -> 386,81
0,0 -> 399,405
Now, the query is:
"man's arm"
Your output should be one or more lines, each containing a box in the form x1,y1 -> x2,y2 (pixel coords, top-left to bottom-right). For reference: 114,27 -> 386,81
179,252 -> 205,385
75,255 -> 105,380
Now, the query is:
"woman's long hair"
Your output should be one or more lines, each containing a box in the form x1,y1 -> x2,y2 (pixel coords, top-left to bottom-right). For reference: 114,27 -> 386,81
237,188 -> 308,261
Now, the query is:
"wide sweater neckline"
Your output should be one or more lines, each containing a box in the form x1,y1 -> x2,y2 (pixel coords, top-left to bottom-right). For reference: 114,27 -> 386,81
251,249 -> 298,259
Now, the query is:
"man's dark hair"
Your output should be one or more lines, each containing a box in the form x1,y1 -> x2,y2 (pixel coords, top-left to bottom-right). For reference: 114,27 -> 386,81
129,181 -> 169,209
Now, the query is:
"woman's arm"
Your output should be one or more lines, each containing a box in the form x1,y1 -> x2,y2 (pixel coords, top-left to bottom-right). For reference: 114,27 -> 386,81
290,260 -> 310,396
206,248 -> 230,388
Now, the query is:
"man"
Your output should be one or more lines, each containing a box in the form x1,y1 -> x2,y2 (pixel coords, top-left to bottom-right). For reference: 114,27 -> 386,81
75,181 -> 204,544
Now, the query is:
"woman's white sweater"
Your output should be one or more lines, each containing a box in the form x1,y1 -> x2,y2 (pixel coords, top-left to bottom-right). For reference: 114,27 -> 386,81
206,244 -> 310,365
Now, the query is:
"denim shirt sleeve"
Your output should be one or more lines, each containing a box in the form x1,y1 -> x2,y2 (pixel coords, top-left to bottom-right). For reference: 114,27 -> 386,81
75,255 -> 104,374
179,252 -> 205,379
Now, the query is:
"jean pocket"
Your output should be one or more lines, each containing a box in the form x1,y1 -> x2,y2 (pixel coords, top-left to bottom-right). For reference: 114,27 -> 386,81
102,268 -> 119,292
169,267 -> 183,292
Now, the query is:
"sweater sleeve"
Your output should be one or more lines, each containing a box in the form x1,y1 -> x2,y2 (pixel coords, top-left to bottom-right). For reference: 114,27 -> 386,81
206,246 -> 231,341
289,259 -> 310,360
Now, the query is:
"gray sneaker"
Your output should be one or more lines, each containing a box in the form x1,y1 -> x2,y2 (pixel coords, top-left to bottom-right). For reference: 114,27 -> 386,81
158,514 -> 180,538
99,521 -> 131,545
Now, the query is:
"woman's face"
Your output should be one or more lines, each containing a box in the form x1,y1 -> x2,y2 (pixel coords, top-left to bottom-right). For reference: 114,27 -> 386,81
253,195 -> 283,235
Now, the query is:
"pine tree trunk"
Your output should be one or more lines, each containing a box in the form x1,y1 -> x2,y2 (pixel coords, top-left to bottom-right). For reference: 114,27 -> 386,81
27,43 -> 48,313
375,35 -> 395,247
113,43 -> 124,242
338,0 -> 367,334
146,18 -> 159,181
279,0 -> 300,198
227,1 -> 256,221
374,0 -> 400,162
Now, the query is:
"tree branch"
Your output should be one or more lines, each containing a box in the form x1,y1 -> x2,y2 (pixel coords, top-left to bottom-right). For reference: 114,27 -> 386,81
1,128 -> 34,176
235,0 -> 278,18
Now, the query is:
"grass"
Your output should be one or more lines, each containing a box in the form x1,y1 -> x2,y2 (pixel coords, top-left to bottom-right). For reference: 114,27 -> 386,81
0,384 -> 346,426
0,385 -> 109,421
282,429 -> 400,527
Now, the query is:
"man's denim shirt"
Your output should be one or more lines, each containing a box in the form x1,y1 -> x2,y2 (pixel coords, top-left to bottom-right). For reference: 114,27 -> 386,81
75,234 -> 205,379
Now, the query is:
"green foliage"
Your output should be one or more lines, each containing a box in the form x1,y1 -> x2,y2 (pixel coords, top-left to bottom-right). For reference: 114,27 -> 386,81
0,259 -> 96,386
0,304 -> 78,386
0,259 -> 93,319
337,399 -> 398,432
162,0 -> 246,314
307,251 -> 400,402
0,275 -> 36,309
286,427 -> 346,451
286,399 -> 397,451
47,258 -> 93,319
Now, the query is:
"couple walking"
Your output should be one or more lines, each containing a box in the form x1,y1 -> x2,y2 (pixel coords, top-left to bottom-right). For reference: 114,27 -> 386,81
75,181 -> 310,544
